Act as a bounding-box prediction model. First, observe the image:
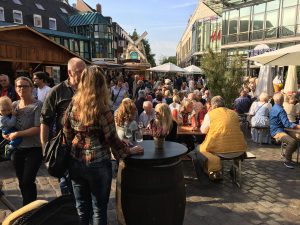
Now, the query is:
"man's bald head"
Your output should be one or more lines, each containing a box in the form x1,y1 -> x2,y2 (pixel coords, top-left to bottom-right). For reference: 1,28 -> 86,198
67,57 -> 86,88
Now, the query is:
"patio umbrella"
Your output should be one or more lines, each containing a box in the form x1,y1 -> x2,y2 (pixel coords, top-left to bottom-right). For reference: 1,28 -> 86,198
147,62 -> 185,73
284,65 -> 298,94
255,65 -> 274,97
248,44 -> 300,66
184,65 -> 203,74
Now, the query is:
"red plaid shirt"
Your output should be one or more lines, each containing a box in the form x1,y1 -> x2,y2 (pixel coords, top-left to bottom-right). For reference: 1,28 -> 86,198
63,105 -> 129,164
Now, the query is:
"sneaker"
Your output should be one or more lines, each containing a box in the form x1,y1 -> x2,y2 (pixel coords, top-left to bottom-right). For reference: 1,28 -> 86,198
284,161 -> 295,169
209,171 -> 223,181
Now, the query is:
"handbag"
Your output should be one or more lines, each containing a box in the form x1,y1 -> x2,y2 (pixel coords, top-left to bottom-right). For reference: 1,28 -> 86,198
43,129 -> 71,178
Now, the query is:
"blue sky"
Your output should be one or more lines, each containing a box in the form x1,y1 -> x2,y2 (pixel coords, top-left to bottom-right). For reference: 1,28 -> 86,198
69,0 -> 198,63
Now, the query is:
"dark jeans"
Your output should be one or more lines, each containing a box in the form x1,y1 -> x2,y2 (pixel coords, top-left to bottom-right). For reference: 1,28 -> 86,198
69,158 -> 112,225
12,147 -> 42,206
59,172 -> 73,195
280,134 -> 297,161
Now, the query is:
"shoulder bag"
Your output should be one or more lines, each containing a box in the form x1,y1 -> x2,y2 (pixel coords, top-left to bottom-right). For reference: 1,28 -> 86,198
43,129 -> 71,178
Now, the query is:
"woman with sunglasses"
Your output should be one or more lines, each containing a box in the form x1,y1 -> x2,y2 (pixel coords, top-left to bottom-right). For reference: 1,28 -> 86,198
3,76 -> 43,206
63,66 -> 143,225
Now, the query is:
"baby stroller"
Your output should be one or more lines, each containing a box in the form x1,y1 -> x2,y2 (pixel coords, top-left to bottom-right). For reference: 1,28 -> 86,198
2,195 -> 78,225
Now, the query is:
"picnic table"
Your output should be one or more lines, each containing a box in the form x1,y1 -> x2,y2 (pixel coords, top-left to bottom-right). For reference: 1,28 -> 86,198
284,128 -> 300,163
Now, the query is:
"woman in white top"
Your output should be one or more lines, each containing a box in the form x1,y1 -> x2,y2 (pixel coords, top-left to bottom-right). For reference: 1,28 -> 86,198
249,92 -> 272,143
169,95 -> 181,115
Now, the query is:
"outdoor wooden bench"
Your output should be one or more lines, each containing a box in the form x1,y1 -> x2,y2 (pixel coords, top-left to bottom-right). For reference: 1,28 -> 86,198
216,151 -> 256,187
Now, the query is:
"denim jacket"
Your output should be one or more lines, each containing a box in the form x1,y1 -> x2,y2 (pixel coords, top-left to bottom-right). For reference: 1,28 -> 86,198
269,104 -> 296,137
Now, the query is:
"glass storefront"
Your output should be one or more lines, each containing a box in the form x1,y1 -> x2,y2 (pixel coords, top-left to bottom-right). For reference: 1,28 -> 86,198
222,0 -> 300,45
192,16 -> 221,53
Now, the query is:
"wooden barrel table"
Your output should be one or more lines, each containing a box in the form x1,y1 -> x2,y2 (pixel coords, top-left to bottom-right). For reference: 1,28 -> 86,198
116,140 -> 188,225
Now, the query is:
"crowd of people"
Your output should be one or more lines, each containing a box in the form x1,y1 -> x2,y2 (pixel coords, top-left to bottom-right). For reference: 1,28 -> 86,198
234,78 -> 300,170
1,58 -> 300,224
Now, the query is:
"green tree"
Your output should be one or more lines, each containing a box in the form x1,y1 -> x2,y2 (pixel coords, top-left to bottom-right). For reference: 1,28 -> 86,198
130,29 -> 156,67
160,56 -> 177,65
201,48 -> 244,107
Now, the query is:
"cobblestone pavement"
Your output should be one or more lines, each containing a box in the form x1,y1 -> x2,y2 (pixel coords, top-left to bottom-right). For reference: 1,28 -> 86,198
1,140 -> 300,225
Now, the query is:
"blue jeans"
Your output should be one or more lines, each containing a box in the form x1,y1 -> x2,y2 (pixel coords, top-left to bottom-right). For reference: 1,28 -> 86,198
69,158 -> 112,225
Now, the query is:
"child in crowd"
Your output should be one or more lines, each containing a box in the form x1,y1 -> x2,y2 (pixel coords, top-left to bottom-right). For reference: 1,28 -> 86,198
0,96 -> 22,158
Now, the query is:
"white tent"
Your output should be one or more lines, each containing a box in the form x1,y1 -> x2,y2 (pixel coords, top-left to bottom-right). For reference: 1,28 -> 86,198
284,65 -> 298,93
147,62 -> 185,73
183,65 -> 203,74
248,44 -> 300,66
255,65 -> 274,97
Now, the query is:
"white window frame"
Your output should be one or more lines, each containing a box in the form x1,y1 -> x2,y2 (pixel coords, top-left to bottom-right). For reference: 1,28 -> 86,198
0,7 -> 4,21
13,10 -> 23,24
33,14 -> 42,27
49,17 -> 57,30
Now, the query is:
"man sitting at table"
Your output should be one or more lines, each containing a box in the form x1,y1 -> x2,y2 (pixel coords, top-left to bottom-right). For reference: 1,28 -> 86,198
198,96 -> 247,180
234,90 -> 252,114
270,92 -> 300,169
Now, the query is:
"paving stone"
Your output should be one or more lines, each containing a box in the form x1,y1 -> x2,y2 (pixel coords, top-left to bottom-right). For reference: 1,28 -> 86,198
1,141 -> 300,224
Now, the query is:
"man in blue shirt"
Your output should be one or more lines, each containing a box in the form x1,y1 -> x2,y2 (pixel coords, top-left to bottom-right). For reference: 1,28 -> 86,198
234,90 -> 252,114
270,93 -> 300,169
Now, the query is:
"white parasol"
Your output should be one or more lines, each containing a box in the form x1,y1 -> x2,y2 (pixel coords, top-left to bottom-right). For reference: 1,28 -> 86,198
147,62 -> 185,73
255,65 -> 274,97
248,44 -> 300,66
183,65 -> 203,74
284,65 -> 298,94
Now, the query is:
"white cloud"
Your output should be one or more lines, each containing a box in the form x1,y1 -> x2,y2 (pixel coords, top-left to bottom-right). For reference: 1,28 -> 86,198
171,1 -> 198,9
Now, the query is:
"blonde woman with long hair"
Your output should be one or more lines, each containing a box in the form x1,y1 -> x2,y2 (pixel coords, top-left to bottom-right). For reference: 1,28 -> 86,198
63,66 -> 143,225
149,103 -> 173,138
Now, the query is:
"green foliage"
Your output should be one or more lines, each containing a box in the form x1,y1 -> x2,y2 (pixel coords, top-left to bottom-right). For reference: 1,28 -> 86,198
160,56 -> 177,65
143,39 -> 156,67
201,48 -> 244,107
130,29 -> 156,67
131,29 -> 139,41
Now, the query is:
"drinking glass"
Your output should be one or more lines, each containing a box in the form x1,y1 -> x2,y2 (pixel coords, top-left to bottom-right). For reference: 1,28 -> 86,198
125,127 -> 132,139
135,129 -> 143,142
138,122 -> 144,129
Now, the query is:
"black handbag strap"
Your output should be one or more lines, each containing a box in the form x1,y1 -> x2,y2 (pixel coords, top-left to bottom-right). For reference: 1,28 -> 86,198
112,86 -> 122,104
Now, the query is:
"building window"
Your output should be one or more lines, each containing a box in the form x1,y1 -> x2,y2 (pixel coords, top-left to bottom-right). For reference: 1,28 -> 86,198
281,6 -> 297,36
252,3 -> 266,40
33,14 -> 42,27
13,10 -> 23,24
60,7 -> 68,14
35,3 -> 45,10
0,7 -> 4,21
49,18 -> 57,30
13,0 -> 22,5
